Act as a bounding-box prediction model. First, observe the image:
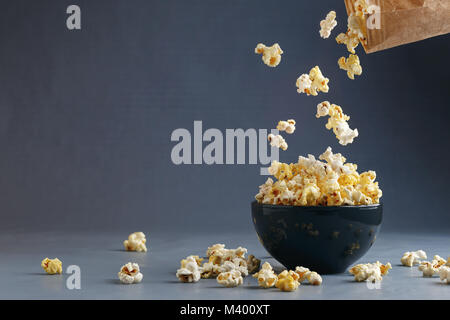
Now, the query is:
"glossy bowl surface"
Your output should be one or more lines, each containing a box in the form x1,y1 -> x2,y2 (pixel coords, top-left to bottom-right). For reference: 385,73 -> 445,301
251,201 -> 383,274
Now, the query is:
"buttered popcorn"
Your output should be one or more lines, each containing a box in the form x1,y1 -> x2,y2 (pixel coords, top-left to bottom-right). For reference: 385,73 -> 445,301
217,270 -> 243,288
276,120 -> 296,134
268,134 -> 288,151
118,262 -> 143,284
316,101 -> 359,146
123,232 -> 147,252
401,250 -> 427,267
296,66 -> 329,96
349,261 -> 392,282
253,262 -> 278,288
255,43 -> 283,67
338,54 -> 362,80
319,11 -> 337,39
41,258 -> 62,275
255,147 -> 382,206
276,270 -> 300,292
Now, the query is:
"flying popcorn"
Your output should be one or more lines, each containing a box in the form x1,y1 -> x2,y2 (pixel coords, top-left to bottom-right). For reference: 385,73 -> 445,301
400,250 -> 427,267
296,66 -> 329,96
118,262 -> 143,284
349,261 -> 392,282
254,43 -> 283,67
294,266 -> 323,285
319,11 -> 337,39
276,270 -> 300,292
268,133 -> 288,151
338,54 -> 362,79
418,255 -> 447,277
123,231 -> 147,252
439,266 -> 450,284
276,119 -> 296,134
253,262 -> 278,288
316,101 -> 359,146
176,256 -> 201,283
41,258 -> 62,275
217,270 -> 243,288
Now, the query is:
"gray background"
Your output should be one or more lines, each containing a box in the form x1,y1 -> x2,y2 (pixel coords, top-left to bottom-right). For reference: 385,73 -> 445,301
0,0 -> 449,235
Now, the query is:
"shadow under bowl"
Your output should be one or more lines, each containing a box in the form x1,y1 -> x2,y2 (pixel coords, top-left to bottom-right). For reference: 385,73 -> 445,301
251,201 -> 383,274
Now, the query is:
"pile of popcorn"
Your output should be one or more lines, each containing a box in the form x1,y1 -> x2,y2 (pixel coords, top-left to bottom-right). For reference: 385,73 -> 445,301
255,146 -> 382,206
401,250 -> 450,283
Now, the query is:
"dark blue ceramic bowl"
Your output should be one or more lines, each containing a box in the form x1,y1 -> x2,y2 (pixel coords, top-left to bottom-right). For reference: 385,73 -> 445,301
251,201 -> 382,274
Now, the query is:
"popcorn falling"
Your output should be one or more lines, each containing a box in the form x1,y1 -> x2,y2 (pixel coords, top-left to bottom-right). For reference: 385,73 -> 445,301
319,11 -> 337,39
338,54 -> 362,79
254,43 -> 283,67
268,133 -> 288,151
276,120 -> 296,134
296,66 -> 330,96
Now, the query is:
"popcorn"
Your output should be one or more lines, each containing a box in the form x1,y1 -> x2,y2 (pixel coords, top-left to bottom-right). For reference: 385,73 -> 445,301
123,232 -> 147,252
276,270 -> 299,292
41,258 -> 62,275
176,256 -> 201,283
118,262 -> 143,284
418,255 -> 447,277
268,134 -> 288,151
254,43 -> 283,67
246,254 -> 261,274
319,11 -> 337,39
217,270 -> 243,288
294,266 -> 323,285
217,258 -> 249,277
181,255 -> 204,268
201,244 -> 249,278
336,31 -> 360,54
439,266 -> 450,284
276,119 -> 296,134
255,147 -> 382,206
349,261 -> 391,282
400,250 -> 427,267
338,54 -> 362,80
296,66 -> 329,96
316,102 -> 359,146
206,243 -> 226,257
253,262 -> 278,288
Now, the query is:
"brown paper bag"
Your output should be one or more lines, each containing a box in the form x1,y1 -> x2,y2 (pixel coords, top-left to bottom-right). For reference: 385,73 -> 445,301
344,0 -> 450,53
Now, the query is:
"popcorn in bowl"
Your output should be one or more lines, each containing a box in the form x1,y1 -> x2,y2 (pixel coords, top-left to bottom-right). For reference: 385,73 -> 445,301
254,43 -> 283,67
255,147 -> 382,206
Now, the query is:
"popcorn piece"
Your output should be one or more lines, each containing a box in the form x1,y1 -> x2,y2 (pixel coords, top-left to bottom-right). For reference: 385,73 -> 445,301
176,256 -> 201,283
316,102 -> 359,146
294,266 -> 323,285
319,11 -> 337,39
336,31 -> 360,54
217,270 -> 243,288
338,54 -> 362,80
206,243 -> 226,257
276,271 -> 299,292
419,255 -> 447,277
41,258 -> 62,275
217,258 -> 249,277
439,266 -> 450,284
253,262 -> 278,288
246,254 -> 261,274
123,232 -> 147,252
276,119 -> 296,134
268,134 -> 288,151
335,7 -> 368,54
118,262 -> 143,284
296,66 -> 329,96
400,250 -> 427,267
180,255 -> 204,268
349,261 -> 391,282
200,261 -> 221,279
255,43 -> 283,67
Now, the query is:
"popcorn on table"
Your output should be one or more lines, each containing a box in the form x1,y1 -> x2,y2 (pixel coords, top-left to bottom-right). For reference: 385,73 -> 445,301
41,258 -> 62,275
255,147 -> 382,206
349,261 -> 391,282
253,262 -> 278,288
400,250 -> 427,267
268,134 -> 288,151
254,43 -> 283,67
176,256 -> 201,283
276,119 -> 296,134
276,270 -> 299,292
246,254 -> 261,274
418,255 -> 447,277
319,11 -> 337,39
123,232 -> 147,252
217,270 -> 243,288
296,66 -> 329,96
439,266 -> 450,284
316,101 -> 359,146
118,262 -> 143,284
295,266 -> 323,285
338,54 -> 362,80
201,244 -> 250,279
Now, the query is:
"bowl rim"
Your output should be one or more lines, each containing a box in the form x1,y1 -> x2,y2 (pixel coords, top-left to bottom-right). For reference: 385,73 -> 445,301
252,200 -> 382,210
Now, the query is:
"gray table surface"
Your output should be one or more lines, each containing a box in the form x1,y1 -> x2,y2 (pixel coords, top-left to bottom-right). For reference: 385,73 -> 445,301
0,230 -> 448,300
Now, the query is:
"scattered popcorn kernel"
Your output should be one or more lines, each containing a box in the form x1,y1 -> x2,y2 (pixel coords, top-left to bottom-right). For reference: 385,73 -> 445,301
276,119 -> 296,134
296,74 -> 312,95
206,243 -> 226,257
41,258 -> 62,275
316,102 -> 359,145
319,11 -> 337,39
176,256 -> 201,283
296,66 -> 329,96
401,250 -> 427,267
118,262 -> 143,284
255,43 -> 283,67
201,261 -> 221,279
268,134 -> 288,151
419,255 -> 447,277
253,262 -> 278,288
338,54 -> 362,80
336,31 -> 360,54
439,266 -> 450,284
180,255 -> 204,268
246,254 -> 261,274
217,270 -> 243,288
349,261 -> 391,282
276,272 -> 299,292
294,266 -> 323,285
123,232 -> 147,252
